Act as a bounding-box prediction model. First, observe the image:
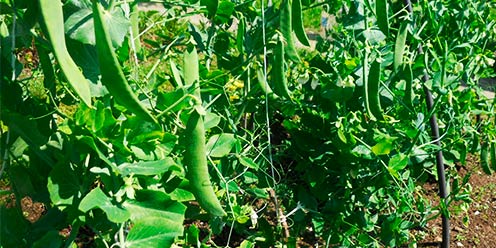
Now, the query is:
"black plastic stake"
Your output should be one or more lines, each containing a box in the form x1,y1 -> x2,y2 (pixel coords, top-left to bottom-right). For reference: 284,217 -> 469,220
404,0 -> 450,247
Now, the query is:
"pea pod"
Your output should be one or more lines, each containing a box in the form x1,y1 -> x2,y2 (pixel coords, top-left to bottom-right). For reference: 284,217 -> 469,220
280,0 -> 300,62
257,67 -> 279,100
183,45 -> 226,216
402,64 -> 413,107
129,3 -> 142,56
394,22 -> 408,72
237,16 -> 245,54
272,37 -> 291,99
291,0 -> 310,47
481,141 -> 492,175
92,1 -> 157,124
366,58 -> 384,121
39,0 -> 92,107
376,0 -> 389,37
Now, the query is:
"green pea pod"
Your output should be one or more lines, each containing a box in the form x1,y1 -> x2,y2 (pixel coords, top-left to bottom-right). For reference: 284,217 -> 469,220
470,133 -> 479,153
183,45 -> 226,216
291,0 -> 310,47
481,141 -> 492,175
39,0 -> 92,107
272,37 -> 291,99
92,1 -> 157,124
366,58 -> 383,121
394,22 -> 408,72
280,0 -> 300,62
490,141 -> 496,171
376,0 -> 389,37
237,16 -> 245,54
402,64 -> 413,107
257,67 -> 279,100
36,44 -> 56,97
129,3 -> 142,56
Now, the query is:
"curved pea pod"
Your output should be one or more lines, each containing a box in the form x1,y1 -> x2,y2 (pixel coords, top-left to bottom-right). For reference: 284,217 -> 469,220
183,45 -> 226,216
280,0 -> 300,62
39,0 -> 92,107
92,1 -> 157,124
366,58 -> 384,121
394,22 -> 408,72
376,0 -> 389,37
257,67 -> 279,100
272,37 -> 291,99
291,0 -> 310,47
481,141 -> 492,175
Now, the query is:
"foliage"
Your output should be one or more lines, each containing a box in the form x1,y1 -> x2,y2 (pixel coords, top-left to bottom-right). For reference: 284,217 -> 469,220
0,0 -> 495,247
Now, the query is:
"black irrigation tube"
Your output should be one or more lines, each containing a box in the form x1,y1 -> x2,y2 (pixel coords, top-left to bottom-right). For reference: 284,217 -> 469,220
403,0 -> 450,247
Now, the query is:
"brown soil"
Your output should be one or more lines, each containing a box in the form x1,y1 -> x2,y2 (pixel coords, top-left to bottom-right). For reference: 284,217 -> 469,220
417,154 -> 496,247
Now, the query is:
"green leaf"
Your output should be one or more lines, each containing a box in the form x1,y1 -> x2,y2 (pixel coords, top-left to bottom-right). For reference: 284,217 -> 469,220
65,7 -> 130,47
79,187 -> 131,223
387,153 -> 409,178
47,162 -> 81,209
204,112 -> 221,130
206,133 -> 237,157
371,140 -> 393,155
123,190 -> 186,248
32,231 -> 64,248
214,0 -> 235,24
117,158 -> 180,176
237,156 -> 259,170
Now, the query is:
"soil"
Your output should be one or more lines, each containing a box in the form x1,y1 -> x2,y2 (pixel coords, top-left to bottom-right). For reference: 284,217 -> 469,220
417,154 -> 496,247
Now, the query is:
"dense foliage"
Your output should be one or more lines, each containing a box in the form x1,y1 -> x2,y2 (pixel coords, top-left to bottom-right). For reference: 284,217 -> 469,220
1,0 -> 495,247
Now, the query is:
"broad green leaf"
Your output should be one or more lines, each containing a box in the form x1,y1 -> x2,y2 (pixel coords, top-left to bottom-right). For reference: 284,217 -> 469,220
123,190 -> 186,248
200,0 -> 218,19
65,7 -> 130,47
206,133 -> 237,157
371,140 -> 393,155
215,0 -> 235,24
387,153 -> 409,178
117,158 -> 180,176
243,171 -> 258,184
79,187 -> 131,223
47,162 -> 80,209
237,156 -> 259,170
204,112 -> 221,130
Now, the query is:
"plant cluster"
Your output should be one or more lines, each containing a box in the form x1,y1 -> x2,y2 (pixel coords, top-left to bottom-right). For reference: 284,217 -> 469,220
0,0 -> 495,247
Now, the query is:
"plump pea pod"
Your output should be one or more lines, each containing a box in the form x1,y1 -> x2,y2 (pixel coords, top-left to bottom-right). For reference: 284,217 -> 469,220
92,1 -> 157,124
183,45 -> 226,216
272,37 -> 292,99
376,0 -> 389,37
394,22 -> 408,72
366,58 -> 384,121
490,141 -> 496,171
237,16 -> 245,54
291,0 -> 310,47
129,3 -> 142,56
39,0 -> 92,107
257,67 -> 279,100
280,0 -> 300,62
402,64 -> 413,107
480,141 -> 492,175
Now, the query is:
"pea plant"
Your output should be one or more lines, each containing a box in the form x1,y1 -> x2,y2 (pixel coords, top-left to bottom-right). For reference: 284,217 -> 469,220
0,0 -> 495,247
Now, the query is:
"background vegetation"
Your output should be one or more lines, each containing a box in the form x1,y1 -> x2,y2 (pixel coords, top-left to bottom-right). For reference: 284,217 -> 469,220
1,0 -> 496,247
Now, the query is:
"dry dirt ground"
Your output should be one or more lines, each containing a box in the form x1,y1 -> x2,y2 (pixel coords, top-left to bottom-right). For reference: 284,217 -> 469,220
418,154 -> 496,247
